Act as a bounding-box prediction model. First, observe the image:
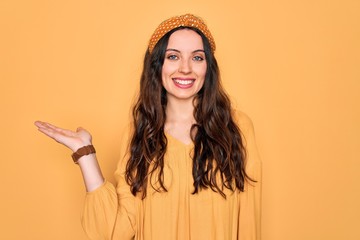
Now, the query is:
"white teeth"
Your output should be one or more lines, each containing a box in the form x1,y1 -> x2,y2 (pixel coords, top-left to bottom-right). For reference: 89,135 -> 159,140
174,79 -> 194,85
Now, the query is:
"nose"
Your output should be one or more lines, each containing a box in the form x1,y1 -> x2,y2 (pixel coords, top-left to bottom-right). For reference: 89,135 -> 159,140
178,58 -> 191,74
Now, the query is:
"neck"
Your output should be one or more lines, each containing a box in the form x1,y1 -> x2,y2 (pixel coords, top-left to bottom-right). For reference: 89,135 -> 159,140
165,96 -> 196,129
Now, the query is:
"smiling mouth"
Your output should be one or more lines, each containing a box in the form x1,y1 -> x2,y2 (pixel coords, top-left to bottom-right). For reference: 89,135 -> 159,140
172,78 -> 195,86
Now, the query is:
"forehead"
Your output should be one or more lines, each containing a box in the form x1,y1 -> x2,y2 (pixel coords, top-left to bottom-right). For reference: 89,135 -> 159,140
167,29 -> 204,51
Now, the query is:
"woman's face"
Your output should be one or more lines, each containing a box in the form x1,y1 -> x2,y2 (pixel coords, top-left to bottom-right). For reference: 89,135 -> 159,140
161,29 -> 207,102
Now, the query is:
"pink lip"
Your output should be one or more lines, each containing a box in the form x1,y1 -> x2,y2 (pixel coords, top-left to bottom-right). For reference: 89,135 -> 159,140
173,77 -> 195,80
172,77 -> 196,89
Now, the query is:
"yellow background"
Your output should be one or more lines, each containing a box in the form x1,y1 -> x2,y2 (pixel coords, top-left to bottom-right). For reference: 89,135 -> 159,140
1,0 -> 359,239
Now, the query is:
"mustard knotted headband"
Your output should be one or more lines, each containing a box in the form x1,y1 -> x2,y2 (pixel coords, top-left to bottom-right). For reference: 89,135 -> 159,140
148,13 -> 216,53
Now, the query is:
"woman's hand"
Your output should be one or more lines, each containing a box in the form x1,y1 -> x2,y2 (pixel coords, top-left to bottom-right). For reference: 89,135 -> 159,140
34,121 -> 104,191
34,121 -> 92,152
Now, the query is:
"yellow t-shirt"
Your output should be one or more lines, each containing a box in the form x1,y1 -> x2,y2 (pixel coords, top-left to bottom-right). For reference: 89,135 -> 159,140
82,111 -> 261,240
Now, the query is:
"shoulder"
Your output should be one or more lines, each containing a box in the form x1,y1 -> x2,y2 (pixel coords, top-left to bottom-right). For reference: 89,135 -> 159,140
232,110 -> 255,135
233,110 -> 261,167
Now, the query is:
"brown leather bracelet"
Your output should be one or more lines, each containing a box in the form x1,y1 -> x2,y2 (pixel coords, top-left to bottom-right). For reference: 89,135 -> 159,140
72,145 -> 96,164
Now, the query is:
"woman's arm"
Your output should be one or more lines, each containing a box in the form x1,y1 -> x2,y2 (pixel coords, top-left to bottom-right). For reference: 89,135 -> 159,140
34,121 -> 104,192
35,121 -> 136,239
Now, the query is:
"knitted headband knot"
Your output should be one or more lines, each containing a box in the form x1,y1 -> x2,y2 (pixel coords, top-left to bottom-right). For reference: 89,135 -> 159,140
148,13 -> 216,53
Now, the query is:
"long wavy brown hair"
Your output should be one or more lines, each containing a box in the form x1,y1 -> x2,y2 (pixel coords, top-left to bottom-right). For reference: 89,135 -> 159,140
125,27 -> 251,199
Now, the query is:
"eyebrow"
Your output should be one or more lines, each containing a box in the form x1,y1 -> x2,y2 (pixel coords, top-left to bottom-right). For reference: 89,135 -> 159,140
165,48 -> 205,53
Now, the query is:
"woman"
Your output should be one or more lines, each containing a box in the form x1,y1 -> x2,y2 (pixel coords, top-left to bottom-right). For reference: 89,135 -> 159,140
35,14 -> 261,240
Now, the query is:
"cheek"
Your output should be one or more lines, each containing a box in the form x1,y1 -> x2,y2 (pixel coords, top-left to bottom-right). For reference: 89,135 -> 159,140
197,64 -> 207,79
162,61 -> 178,76
161,64 -> 175,86
161,65 -> 167,83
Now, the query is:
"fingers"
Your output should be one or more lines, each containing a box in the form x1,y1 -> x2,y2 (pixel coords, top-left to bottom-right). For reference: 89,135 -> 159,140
35,122 -> 59,140
34,121 -> 64,142
35,121 -> 60,132
34,121 -> 46,128
35,121 -> 76,136
42,122 -> 69,134
35,119 -> 92,138
34,121 -> 51,133
34,121 -> 94,152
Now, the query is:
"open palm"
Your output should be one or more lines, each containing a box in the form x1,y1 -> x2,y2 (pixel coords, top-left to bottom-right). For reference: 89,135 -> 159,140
34,121 -> 92,152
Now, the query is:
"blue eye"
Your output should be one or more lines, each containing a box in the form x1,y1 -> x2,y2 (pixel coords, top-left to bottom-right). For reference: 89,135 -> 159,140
167,55 -> 178,60
193,56 -> 204,61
